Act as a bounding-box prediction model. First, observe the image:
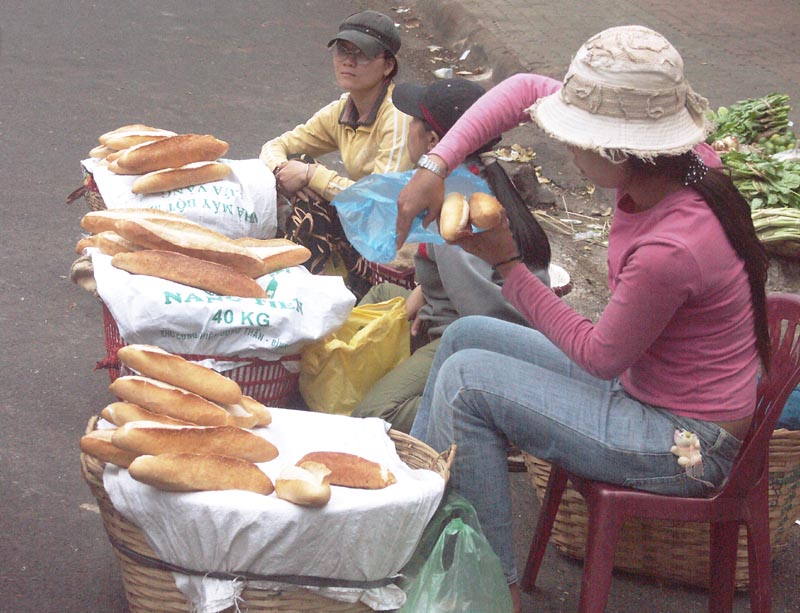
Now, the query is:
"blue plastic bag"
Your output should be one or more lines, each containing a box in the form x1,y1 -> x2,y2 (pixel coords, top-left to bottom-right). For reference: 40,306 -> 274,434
331,166 -> 491,263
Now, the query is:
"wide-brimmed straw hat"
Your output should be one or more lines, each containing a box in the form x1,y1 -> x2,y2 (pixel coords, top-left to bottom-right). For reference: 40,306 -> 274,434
530,25 -> 711,158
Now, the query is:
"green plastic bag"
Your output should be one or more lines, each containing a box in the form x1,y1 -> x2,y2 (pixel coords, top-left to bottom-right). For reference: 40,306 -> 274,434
399,517 -> 513,613
399,492 -> 483,589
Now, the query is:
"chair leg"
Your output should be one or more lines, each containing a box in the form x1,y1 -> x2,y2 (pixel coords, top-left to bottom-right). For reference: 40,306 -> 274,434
744,483 -> 773,613
577,490 -> 625,613
521,464 -> 569,592
709,521 -> 739,613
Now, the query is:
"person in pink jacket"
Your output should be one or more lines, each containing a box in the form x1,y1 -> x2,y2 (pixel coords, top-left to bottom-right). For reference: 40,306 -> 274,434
397,25 -> 770,611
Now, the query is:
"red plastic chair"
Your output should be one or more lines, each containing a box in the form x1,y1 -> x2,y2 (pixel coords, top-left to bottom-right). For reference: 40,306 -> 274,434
521,292 -> 800,612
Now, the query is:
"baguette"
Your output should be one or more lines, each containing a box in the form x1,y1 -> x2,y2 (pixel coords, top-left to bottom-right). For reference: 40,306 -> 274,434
275,461 -> 332,507
75,235 -> 98,254
79,429 -> 140,468
112,250 -> 268,298
80,208 -> 186,235
114,217 -> 265,277
131,161 -> 232,195
239,395 -> 272,427
109,376 -> 233,426
100,129 -> 177,151
117,344 -> 243,405
100,401 -> 193,427
117,134 -> 229,175
296,451 -> 397,489
243,242 -> 312,276
111,421 -> 279,463
128,453 -> 274,494
439,192 -> 471,242
468,192 -> 503,230
89,144 -> 116,159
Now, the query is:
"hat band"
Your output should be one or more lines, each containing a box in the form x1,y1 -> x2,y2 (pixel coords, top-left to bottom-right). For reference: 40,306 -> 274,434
560,72 -> 706,122
340,23 -> 395,53
419,103 -> 447,136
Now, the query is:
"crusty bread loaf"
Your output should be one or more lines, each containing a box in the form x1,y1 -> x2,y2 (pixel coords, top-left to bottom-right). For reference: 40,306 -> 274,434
468,192 -> 503,230
116,344 -> 243,405
128,453 -> 275,494
99,129 -> 177,151
296,451 -> 397,489
243,242 -> 312,276
275,461 -> 332,507
96,231 -> 145,255
111,421 -> 279,462
89,144 -> 116,159
439,192 -> 471,242
117,134 -> 229,175
75,235 -> 98,254
131,161 -> 232,195
112,250 -> 268,298
114,217 -> 265,277
79,429 -> 140,468
109,376 -> 233,426
100,401 -> 193,427
80,208 -> 186,235
239,395 -> 272,427
220,402 -> 259,429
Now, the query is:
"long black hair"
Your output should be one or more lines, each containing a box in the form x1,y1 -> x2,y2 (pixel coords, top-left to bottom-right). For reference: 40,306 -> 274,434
629,153 -> 771,371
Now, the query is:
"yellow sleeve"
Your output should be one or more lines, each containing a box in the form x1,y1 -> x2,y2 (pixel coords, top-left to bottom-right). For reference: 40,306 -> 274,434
309,96 -> 414,201
259,98 -> 344,171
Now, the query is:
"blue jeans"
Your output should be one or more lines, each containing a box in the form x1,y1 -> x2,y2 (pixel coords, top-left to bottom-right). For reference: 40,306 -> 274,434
409,316 -> 743,584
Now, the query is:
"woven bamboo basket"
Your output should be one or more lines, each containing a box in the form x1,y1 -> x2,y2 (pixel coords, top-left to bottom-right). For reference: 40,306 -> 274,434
523,427 -> 800,589
80,417 -> 455,612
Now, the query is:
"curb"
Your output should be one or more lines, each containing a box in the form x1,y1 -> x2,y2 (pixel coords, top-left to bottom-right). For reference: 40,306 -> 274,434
412,0 -> 527,85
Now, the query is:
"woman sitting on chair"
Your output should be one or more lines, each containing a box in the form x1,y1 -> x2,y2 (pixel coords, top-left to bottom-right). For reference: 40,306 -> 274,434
395,25 -> 770,612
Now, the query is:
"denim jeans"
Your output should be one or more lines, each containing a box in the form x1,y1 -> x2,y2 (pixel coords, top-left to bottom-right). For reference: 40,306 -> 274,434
409,316 -> 743,584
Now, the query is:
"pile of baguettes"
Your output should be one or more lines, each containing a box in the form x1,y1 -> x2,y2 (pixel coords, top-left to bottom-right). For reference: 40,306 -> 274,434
81,344 -> 397,507
89,124 -> 233,195
76,207 -> 312,297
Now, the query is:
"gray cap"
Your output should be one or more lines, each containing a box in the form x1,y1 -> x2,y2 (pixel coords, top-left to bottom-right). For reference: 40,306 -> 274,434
327,10 -> 401,58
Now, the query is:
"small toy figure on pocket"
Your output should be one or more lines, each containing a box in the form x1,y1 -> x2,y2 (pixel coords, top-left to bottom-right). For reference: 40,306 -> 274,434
670,429 -> 704,476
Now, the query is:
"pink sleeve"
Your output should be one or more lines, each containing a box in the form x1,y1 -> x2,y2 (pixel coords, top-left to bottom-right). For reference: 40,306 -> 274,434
502,240 -> 697,379
431,73 -> 563,171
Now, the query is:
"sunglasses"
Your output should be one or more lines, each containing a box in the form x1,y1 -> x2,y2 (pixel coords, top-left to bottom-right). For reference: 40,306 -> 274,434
330,41 -> 383,66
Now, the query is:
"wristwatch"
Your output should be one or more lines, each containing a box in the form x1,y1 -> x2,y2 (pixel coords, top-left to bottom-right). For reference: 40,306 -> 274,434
417,154 -> 447,178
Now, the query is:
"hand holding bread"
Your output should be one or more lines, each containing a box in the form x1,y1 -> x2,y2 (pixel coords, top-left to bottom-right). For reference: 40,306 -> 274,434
438,191 -> 503,241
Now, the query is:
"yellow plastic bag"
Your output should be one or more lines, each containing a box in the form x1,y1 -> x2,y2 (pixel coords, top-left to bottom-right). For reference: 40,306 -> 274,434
299,297 -> 410,415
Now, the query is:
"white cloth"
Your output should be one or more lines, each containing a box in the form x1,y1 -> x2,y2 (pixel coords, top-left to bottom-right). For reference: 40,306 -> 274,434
81,157 -> 278,239
103,409 -> 445,611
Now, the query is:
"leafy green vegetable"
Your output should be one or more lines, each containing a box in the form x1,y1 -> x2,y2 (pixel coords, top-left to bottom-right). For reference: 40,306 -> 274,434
707,93 -> 792,143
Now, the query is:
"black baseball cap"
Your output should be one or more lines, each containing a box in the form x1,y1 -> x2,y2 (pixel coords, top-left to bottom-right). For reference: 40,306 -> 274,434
393,78 -> 486,136
327,10 -> 401,58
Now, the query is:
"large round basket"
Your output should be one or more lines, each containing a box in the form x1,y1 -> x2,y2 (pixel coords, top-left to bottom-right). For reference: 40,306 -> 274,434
523,427 -> 800,589
80,417 -> 455,613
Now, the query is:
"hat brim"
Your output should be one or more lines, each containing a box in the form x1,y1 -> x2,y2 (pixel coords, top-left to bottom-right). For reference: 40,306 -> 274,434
327,31 -> 386,58
530,91 -> 710,157
391,83 -> 428,119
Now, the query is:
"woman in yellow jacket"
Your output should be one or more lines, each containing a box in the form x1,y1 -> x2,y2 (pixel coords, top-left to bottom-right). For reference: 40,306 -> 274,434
260,10 -> 413,296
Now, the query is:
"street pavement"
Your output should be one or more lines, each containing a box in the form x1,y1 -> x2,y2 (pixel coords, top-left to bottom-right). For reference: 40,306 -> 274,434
1,1 -> 797,612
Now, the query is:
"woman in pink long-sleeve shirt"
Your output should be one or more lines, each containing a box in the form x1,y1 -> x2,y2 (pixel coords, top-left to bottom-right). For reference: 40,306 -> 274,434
401,26 -> 770,611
